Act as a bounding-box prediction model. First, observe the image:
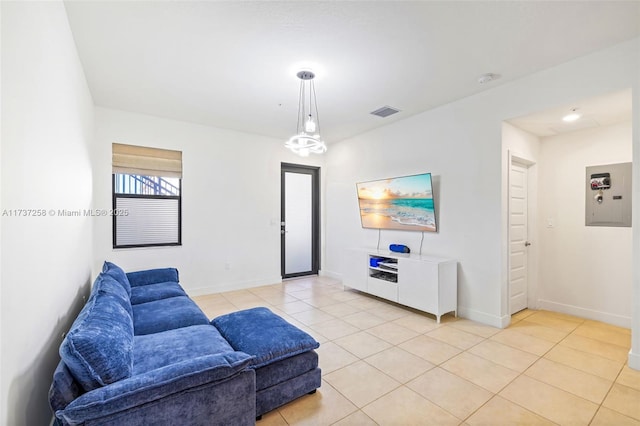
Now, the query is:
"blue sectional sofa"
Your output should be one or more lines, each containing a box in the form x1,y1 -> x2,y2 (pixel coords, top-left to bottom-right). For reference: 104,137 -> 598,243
49,262 -> 320,425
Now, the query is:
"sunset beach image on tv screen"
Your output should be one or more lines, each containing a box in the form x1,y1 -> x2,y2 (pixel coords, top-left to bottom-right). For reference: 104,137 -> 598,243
356,173 -> 437,232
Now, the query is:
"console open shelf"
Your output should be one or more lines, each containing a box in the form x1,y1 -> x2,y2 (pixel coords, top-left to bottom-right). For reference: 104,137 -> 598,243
343,249 -> 457,323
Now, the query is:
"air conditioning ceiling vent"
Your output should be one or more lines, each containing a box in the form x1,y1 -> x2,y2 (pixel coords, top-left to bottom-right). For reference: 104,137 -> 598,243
370,106 -> 401,118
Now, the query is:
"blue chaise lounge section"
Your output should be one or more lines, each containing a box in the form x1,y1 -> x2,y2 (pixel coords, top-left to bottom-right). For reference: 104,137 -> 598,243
213,307 -> 322,418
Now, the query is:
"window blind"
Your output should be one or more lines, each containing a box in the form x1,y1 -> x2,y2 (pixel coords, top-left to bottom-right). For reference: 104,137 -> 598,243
115,197 -> 180,246
112,143 -> 182,178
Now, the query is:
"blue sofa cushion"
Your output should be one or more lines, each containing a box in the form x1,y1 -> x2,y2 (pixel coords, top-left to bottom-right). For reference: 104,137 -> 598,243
59,288 -> 134,391
212,307 -> 319,369
95,273 -> 133,317
56,352 -> 255,425
132,296 -> 209,335
132,325 -> 235,375
102,261 -> 132,297
49,361 -> 83,413
129,281 -> 187,305
127,267 -> 179,287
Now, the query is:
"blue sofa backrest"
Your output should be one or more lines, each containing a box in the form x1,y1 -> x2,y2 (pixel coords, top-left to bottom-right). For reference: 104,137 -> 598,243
126,267 -> 179,287
51,273 -> 135,412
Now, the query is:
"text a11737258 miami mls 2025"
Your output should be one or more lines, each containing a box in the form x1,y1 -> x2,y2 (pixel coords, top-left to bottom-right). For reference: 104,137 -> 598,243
1,208 -> 129,217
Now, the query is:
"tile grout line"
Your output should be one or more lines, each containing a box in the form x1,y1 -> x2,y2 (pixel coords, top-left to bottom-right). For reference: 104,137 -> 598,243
587,360 -> 630,425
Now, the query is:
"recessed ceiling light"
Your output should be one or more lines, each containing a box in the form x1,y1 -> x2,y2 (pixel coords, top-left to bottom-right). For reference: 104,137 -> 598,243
562,108 -> 581,122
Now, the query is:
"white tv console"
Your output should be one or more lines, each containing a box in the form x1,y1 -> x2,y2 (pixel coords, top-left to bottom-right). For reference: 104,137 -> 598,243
342,248 -> 457,323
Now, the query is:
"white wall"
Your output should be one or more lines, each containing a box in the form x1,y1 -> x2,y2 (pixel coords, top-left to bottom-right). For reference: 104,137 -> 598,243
502,121 -> 541,162
0,1 -> 4,422
538,121 -> 632,326
1,2 -> 95,424
0,2 -> 4,422
325,97 -> 506,326
93,107 -> 324,294
325,37 -> 640,331
631,71 -> 640,369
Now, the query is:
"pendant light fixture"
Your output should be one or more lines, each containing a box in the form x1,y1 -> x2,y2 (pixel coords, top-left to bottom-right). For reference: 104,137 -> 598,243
285,70 -> 327,156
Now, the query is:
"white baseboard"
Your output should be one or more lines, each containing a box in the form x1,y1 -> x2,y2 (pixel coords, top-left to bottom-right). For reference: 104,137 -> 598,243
457,306 -> 510,329
537,299 -> 631,328
319,269 -> 342,281
628,349 -> 640,371
187,276 -> 283,297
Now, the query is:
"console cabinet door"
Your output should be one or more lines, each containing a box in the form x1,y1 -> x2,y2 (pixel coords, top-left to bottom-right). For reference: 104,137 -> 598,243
342,250 -> 368,292
397,259 -> 439,313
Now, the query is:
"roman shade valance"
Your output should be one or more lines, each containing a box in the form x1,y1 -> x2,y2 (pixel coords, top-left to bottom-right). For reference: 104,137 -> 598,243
112,143 -> 182,178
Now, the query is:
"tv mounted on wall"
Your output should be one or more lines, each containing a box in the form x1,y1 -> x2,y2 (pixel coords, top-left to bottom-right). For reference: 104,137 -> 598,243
356,172 -> 437,232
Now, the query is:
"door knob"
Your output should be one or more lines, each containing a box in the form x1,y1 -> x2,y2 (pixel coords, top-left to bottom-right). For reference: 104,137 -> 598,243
524,241 -> 531,247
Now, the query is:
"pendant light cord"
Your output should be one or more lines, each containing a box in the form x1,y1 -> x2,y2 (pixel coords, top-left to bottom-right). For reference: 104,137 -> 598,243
311,80 -> 321,132
296,80 -> 305,133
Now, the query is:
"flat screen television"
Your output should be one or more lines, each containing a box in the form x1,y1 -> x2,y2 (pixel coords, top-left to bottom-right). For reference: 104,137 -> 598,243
356,172 -> 437,232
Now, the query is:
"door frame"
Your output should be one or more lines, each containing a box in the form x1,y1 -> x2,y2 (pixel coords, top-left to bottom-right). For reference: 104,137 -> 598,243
508,151 -> 538,314
281,163 -> 321,279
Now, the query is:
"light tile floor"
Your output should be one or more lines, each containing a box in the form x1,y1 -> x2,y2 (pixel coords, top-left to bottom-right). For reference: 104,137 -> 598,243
193,276 -> 640,426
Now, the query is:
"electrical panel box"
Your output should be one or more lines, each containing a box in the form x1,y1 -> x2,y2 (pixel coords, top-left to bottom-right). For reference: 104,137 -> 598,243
585,162 -> 632,227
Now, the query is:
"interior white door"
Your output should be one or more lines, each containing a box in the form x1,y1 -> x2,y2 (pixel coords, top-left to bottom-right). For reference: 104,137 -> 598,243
509,162 -> 529,314
283,171 -> 312,275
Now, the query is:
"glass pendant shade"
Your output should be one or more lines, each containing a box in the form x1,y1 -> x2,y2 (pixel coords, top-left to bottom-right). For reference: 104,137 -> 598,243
304,115 -> 317,133
285,70 -> 327,156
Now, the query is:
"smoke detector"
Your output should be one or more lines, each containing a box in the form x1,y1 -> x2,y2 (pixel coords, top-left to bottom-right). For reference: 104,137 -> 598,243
477,73 -> 501,84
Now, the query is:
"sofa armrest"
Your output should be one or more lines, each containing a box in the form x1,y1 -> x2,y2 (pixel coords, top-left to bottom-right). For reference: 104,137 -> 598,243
126,267 -> 179,287
56,352 -> 254,425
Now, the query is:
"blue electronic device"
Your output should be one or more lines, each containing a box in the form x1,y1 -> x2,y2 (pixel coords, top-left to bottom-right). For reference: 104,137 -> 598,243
389,244 -> 410,254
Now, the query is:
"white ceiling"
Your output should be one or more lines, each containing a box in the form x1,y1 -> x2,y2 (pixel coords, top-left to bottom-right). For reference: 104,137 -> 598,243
63,1 -> 640,144
507,89 -> 633,138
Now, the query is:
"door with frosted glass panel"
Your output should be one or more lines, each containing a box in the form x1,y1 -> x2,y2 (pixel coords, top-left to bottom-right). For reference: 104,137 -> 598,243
281,164 -> 320,278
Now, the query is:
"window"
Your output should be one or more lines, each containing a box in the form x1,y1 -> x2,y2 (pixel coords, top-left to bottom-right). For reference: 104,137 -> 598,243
112,143 -> 182,248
